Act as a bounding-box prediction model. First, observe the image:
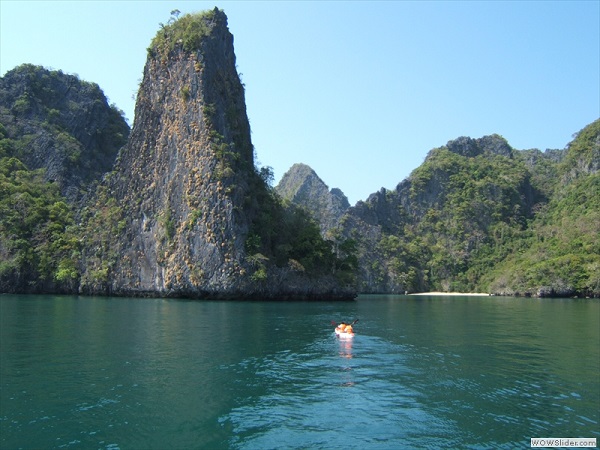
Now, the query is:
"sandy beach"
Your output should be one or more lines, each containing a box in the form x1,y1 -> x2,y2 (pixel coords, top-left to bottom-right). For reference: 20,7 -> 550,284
410,292 -> 491,296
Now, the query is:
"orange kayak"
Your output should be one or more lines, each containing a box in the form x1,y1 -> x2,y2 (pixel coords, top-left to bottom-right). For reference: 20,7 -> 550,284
335,327 -> 354,338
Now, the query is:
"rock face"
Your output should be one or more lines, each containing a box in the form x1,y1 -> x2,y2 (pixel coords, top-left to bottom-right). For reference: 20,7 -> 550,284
276,163 -> 349,235
0,64 -> 129,202
441,134 -> 513,159
283,135 -> 550,294
79,9 -> 355,299
80,9 -> 252,297
285,122 -> 599,297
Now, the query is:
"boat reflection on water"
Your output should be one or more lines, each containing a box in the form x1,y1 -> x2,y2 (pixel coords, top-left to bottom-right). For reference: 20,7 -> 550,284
338,335 -> 353,359
337,336 -> 355,387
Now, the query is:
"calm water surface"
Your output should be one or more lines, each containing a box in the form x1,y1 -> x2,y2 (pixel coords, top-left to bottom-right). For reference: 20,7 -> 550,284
1,294 -> 598,449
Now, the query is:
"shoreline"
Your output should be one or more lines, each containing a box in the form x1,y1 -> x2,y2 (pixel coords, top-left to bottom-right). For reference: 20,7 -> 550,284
410,292 -> 491,296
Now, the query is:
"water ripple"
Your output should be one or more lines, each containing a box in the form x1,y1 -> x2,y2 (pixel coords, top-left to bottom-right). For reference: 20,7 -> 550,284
220,334 -> 459,449
2,295 -> 598,449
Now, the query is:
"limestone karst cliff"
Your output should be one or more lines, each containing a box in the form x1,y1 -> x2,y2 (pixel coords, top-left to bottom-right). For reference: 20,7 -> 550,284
0,64 -> 129,203
282,125 -> 599,297
0,65 -> 130,293
330,134 -> 550,294
275,163 -> 350,235
78,9 -> 355,299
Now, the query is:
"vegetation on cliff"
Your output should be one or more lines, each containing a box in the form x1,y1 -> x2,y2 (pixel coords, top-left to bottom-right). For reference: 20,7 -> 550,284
0,156 -> 79,292
76,9 -> 355,299
149,8 -> 220,57
484,120 -> 600,297
0,64 -> 129,201
333,122 -> 599,297
244,175 -> 357,285
0,65 -> 129,293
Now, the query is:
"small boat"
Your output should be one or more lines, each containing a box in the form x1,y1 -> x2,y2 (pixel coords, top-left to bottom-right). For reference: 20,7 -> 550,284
335,328 -> 354,338
333,319 -> 358,338
334,326 -> 354,338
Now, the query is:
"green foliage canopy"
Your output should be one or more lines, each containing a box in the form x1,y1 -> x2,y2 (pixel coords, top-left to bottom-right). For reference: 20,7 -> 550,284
0,157 -> 79,291
149,8 -> 222,58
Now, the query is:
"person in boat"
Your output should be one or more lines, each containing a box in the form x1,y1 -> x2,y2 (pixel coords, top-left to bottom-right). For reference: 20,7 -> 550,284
336,322 -> 353,334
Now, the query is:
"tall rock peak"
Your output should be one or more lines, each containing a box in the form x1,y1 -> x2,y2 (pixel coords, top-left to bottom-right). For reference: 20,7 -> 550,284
79,10 -> 355,299
276,163 -> 350,234
80,10 -> 255,297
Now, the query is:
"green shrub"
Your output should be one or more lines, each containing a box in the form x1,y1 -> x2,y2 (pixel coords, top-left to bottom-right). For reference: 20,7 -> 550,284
181,85 -> 190,101
0,156 -> 80,288
149,8 -> 221,57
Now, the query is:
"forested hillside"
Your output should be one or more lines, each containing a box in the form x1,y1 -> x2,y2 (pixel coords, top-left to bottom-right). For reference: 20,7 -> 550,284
333,122 -> 599,297
484,120 -> 599,297
0,65 -> 129,292
0,64 -> 129,201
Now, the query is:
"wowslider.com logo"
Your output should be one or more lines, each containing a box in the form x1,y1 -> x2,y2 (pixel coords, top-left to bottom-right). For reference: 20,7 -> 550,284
531,438 -> 597,448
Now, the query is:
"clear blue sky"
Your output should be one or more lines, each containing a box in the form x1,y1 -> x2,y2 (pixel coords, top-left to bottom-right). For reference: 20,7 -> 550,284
1,1 -> 599,204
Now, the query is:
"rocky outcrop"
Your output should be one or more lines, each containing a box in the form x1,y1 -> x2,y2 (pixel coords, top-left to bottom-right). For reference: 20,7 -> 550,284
561,118 -> 600,181
78,9 -> 354,300
439,134 -> 514,159
0,64 -> 129,203
288,123 -> 599,297
275,163 -> 350,235
289,135 -> 555,294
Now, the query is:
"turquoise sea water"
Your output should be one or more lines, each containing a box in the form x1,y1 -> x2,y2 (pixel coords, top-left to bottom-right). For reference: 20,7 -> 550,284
1,294 -> 598,449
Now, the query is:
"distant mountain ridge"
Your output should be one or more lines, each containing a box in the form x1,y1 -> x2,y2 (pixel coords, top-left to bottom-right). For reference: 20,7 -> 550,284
276,125 -> 599,297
